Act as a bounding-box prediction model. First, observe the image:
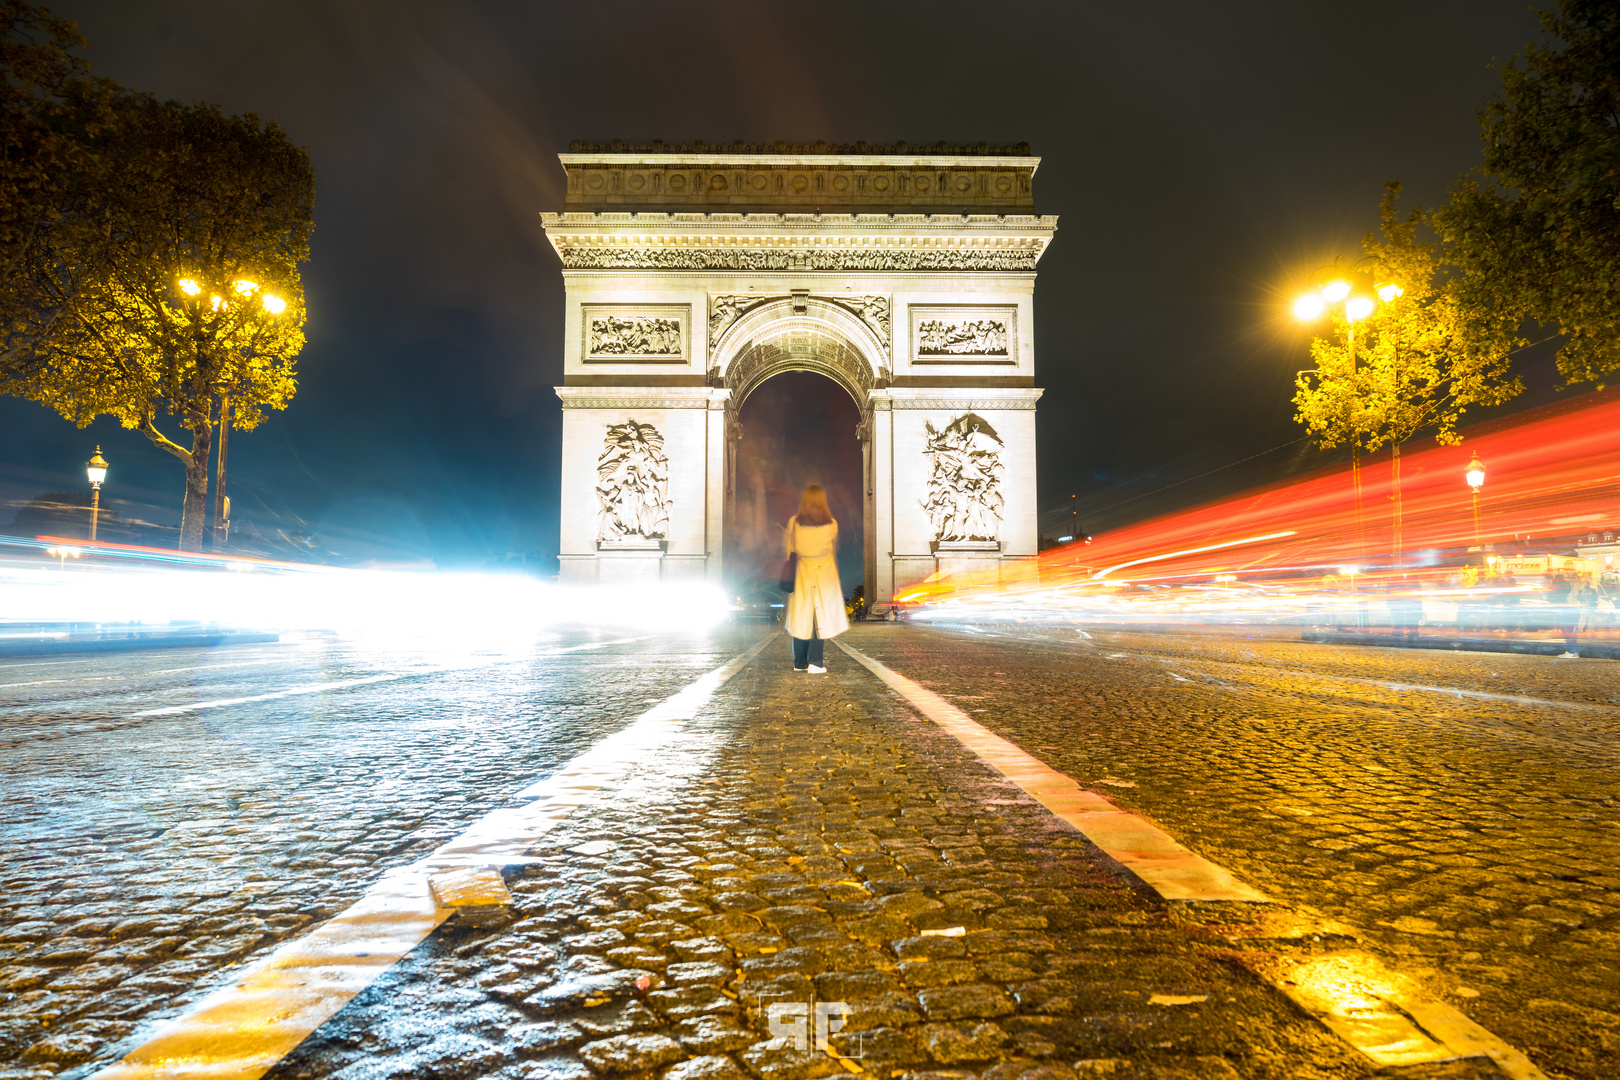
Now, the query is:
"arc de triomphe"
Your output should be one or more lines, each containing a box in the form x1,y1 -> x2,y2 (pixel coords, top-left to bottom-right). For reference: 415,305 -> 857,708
543,140 -> 1056,603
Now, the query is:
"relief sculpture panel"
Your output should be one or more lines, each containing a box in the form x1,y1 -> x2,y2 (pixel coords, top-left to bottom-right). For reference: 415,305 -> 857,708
917,318 -> 1007,356
590,316 -> 681,356
582,305 -> 689,362
596,420 -> 671,543
923,413 -> 1005,544
910,305 -> 1017,364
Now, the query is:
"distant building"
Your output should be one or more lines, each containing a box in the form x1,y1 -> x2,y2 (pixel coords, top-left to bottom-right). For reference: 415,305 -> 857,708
1576,528 -> 1619,583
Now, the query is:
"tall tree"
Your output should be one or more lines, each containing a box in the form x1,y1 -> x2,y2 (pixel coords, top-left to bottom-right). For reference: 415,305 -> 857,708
1295,184 -> 1525,558
1,62 -> 313,549
1437,0 -> 1620,385
0,1 -> 105,380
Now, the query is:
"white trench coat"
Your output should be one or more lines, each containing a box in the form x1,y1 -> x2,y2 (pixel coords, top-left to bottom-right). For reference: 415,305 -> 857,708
783,516 -> 850,640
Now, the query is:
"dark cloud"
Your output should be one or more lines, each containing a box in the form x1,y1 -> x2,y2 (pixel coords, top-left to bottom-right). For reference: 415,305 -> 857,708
0,0 -> 1550,562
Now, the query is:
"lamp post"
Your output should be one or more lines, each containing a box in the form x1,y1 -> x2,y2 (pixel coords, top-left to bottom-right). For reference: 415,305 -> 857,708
175,275 -> 287,551
214,397 -> 231,549
85,447 -> 108,542
1466,453 -> 1485,558
1295,274 -> 1395,561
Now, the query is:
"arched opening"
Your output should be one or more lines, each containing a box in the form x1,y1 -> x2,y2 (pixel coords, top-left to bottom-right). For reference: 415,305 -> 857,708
725,371 -> 865,605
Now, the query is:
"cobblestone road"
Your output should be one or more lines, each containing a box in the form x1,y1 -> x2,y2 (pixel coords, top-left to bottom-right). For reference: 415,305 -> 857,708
852,621 -> 1620,1080
264,632 -> 1370,1080
0,629 -> 754,1077
2,621 -> 1609,1079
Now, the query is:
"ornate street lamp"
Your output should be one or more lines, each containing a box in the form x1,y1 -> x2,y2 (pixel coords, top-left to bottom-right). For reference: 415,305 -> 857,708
1296,273 -> 1394,565
1466,453 -> 1485,558
85,447 -> 108,542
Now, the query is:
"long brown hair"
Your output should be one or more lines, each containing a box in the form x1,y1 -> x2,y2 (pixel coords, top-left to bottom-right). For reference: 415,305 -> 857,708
796,484 -> 833,527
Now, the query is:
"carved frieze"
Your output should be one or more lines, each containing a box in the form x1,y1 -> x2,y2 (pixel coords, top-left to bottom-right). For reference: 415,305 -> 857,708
590,316 -> 680,356
559,246 -> 1038,272
708,293 -> 892,361
596,420 -> 671,543
582,304 -> 690,363
909,305 -> 1018,364
917,318 -> 1007,356
923,413 -> 1005,544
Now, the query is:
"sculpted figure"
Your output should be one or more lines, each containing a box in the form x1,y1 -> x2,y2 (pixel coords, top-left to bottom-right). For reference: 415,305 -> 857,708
917,318 -> 1009,356
596,420 -> 671,541
922,413 -> 1005,542
590,316 -> 681,356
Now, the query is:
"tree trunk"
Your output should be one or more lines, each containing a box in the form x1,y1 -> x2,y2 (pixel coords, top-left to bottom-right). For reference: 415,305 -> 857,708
179,421 -> 212,552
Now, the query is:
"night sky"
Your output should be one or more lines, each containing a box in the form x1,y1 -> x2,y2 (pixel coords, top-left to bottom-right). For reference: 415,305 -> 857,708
0,1 -> 1560,569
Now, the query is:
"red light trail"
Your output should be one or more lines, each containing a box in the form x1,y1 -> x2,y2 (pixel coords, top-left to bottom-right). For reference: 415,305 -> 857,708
901,388 -> 1620,613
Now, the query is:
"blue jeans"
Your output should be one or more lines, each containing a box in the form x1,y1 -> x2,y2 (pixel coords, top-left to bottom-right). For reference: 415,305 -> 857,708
792,635 -> 824,669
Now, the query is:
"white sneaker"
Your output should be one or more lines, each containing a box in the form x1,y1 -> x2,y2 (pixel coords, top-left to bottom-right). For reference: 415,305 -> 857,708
807,664 -> 827,674
1557,651 -> 1580,659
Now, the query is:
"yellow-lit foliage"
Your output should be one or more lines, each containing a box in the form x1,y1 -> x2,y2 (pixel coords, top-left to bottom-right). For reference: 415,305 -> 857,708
2,88 -> 313,550
1293,182 -> 1524,456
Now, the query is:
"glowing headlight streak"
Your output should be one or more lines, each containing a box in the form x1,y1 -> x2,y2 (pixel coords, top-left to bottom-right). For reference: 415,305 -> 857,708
0,548 -> 733,648
1091,531 -> 1297,580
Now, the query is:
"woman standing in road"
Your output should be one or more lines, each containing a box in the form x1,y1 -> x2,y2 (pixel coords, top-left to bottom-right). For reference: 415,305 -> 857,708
783,485 -> 850,672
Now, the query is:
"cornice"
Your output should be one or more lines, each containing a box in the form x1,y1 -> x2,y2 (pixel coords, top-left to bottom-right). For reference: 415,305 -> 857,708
560,152 -> 1041,172
541,214 -> 1056,272
541,212 -> 1057,232
556,386 -> 731,410
870,388 -> 1044,411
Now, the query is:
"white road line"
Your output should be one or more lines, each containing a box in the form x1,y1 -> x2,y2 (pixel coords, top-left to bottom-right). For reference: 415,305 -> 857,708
833,639 -> 1266,903
89,635 -> 773,1080
839,638 -> 1549,1077
1250,952 -> 1549,1079
122,638 -> 648,719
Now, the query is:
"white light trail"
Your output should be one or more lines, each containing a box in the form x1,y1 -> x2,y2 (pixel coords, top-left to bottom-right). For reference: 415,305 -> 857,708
0,559 -> 731,648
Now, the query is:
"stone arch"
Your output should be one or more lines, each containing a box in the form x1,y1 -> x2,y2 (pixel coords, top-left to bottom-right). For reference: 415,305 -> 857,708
712,299 -> 883,408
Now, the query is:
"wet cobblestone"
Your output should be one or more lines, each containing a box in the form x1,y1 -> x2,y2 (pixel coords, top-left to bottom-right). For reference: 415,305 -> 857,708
852,622 -> 1620,1079
3,623 -> 1587,1078
0,631 -> 749,1076
264,637 -> 1369,1080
